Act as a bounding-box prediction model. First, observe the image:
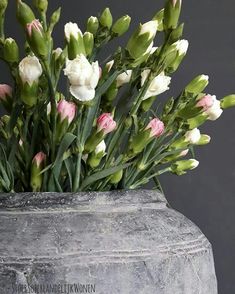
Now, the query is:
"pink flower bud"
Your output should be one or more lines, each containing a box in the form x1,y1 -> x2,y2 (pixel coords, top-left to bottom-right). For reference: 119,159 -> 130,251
0,84 -> 12,100
26,19 -> 43,37
172,0 -> 181,7
97,113 -> 117,134
57,100 -> 77,124
146,118 -> 165,138
33,151 -> 46,168
196,94 -> 214,111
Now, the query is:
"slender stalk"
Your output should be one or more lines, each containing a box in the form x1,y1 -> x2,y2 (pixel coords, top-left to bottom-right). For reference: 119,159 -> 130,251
43,61 -> 57,161
0,15 -> 5,39
72,106 -> 88,192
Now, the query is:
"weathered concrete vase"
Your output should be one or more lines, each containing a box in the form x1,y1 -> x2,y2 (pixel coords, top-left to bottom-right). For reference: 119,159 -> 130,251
0,190 -> 217,293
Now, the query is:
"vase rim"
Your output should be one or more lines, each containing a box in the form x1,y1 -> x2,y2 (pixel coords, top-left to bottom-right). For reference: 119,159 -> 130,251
0,189 -> 167,211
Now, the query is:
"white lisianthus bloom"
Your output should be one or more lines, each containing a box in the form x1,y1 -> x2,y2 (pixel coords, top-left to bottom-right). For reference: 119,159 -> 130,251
64,22 -> 82,41
19,55 -> 43,86
95,140 -> 106,155
185,128 -> 201,144
141,70 -> 171,100
116,70 -> 132,87
205,95 -> 223,121
64,54 -> 100,102
173,39 -> 189,56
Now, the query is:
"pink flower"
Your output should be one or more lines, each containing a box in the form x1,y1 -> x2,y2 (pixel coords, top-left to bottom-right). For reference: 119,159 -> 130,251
196,94 -> 214,111
57,100 -> 77,124
33,152 -> 46,168
97,113 -> 117,134
26,19 -> 43,37
0,84 -> 12,100
146,118 -> 165,138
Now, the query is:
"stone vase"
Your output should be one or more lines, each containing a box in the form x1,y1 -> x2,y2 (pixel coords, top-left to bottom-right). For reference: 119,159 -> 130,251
0,190 -> 218,294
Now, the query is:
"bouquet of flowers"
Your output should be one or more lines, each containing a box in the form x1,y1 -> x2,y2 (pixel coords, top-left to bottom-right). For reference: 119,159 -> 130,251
0,0 -> 234,192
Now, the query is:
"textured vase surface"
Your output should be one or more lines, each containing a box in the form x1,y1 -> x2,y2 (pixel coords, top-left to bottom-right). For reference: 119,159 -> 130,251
0,190 -> 217,294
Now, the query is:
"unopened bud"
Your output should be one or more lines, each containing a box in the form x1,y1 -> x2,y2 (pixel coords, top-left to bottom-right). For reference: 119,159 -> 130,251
220,95 -> 235,109
100,8 -> 113,29
3,38 -> 19,63
33,0 -> 48,13
112,15 -> 131,36
87,16 -> 99,35
17,0 -> 35,27
83,32 -> 94,56
185,75 -> 209,95
171,159 -> 199,176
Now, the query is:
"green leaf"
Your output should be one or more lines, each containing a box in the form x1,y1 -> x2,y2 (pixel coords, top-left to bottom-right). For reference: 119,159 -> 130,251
53,133 -> 76,168
64,158 -> 74,190
80,162 -> 133,190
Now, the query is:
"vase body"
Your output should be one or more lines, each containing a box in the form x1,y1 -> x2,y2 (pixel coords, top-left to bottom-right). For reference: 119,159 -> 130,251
0,190 -> 217,294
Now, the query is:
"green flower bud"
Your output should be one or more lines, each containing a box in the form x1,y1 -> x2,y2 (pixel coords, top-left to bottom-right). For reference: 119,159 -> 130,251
3,38 -> 19,63
127,20 -> 158,60
17,0 -> 35,27
104,81 -> 118,102
30,151 -> 46,192
141,96 -> 156,112
112,15 -> 131,36
129,131 -> 151,155
50,7 -> 61,27
26,19 -> 48,58
20,82 -> 38,107
185,75 -> 209,95
187,114 -> 207,129
196,134 -> 211,146
220,95 -> 235,109
87,16 -> 99,35
84,131 -> 104,154
65,22 -> 86,59
171,159 -> 199,176
110,169 -> 123,184
100,8 -> 113,29
87,140 -> 106,168
83,32 -> 94,56
33,0 -> 48,13
168,23 -> 184,44
153,9 -> 164,31
164,0 -> 182,30
0,0 -> 7,16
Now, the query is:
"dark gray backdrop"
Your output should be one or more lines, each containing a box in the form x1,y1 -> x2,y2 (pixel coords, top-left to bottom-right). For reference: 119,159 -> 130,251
2,0 -> 235,293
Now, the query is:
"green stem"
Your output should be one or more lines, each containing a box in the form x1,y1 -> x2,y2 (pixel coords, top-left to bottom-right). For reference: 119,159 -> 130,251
0,15 -> 5,39
43,61 -> 57,161
72,106 -> 88,192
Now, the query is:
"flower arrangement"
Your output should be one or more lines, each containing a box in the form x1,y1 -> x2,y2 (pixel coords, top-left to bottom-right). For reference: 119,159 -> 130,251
0,0 -> 234,192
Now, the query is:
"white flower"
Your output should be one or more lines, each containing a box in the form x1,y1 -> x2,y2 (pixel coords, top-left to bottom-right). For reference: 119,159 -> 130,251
141,70 -> 171,100
64,54 -> 100,102
64,22 -> 82,41
95,140 -> 106,154
205,95 -> 223,121
116,70 -> 132,87
173,39 -> 189,55
19,55 -> 42,86
140,20 -> 158,39
185,128 -> 201,144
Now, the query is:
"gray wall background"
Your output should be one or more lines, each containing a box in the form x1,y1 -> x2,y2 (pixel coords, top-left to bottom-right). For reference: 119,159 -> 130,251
1,0 -> 235,293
